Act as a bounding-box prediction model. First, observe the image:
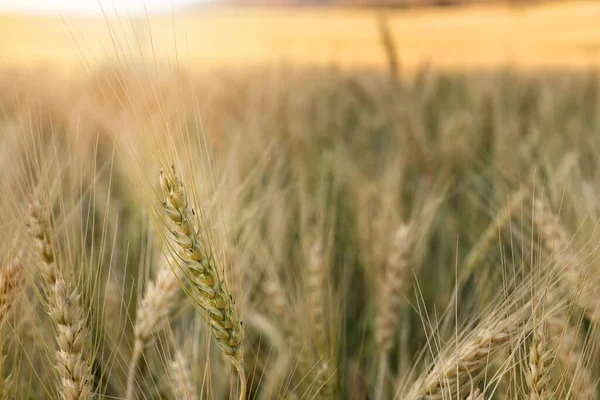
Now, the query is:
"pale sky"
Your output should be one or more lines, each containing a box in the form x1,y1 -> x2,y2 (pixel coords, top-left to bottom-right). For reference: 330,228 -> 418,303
0,0 -> 197,16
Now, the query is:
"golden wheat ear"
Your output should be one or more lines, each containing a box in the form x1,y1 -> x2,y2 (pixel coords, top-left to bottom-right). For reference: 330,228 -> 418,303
50,276 -> 93,400
0,255 -> 26,327
158,167 -> 246,399
28,201 -> 93,400
526,320 -> 553,400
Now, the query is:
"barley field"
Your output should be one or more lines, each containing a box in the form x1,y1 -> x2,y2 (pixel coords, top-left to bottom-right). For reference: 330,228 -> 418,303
2,2 -> 600,400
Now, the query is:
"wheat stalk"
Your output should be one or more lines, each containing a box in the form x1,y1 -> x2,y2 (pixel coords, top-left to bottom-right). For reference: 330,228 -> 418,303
126,256 -> 184,400
159,167 -> 246,399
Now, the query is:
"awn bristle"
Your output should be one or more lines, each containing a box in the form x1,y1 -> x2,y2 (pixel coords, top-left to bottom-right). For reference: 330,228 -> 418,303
50,277 -> 92,400
159,167 -> 246,398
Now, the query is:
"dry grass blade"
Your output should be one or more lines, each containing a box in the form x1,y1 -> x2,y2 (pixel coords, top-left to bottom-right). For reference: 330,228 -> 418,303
159,167 -> 246,399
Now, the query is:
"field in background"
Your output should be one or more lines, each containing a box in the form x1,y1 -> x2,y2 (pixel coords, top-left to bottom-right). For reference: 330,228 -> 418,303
1,1 -> 600,71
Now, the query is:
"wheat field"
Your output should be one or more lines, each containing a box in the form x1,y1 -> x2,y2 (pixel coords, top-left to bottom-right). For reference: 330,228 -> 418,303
2,2 -> 600,400
1,1 -> 600,70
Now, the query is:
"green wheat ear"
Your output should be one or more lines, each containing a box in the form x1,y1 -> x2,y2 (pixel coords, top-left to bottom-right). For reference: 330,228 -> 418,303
159,166 -> 247,399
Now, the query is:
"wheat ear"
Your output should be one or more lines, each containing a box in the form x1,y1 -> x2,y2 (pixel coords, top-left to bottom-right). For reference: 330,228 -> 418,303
159,167 -> 246,399
126,257 -> 183,400
28,202 -> 92,399
170,349 -> 198,400
0,255 -> 26,326
527,320 -> 553,400
532,199 -> 596,398
28,201 -> 58,286
50,276 -> 92,400
405,316 -> 518,400
531,199 -> 598,321
375,223 -> 412,400
546,305 -> 595,399
307,241 -> 328,349
305,238 -> 337,398
0,255 -> 26,396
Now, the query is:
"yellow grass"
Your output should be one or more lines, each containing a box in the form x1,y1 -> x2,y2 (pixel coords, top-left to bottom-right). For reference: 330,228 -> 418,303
1,1 -> 600,71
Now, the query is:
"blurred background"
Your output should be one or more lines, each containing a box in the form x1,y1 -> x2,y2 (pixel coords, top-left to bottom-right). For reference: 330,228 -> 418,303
1,0 -> 599,71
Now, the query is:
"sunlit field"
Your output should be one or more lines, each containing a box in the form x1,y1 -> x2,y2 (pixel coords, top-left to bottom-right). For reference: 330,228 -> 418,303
2,1 -> 600,399
1,1 -> 600,70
